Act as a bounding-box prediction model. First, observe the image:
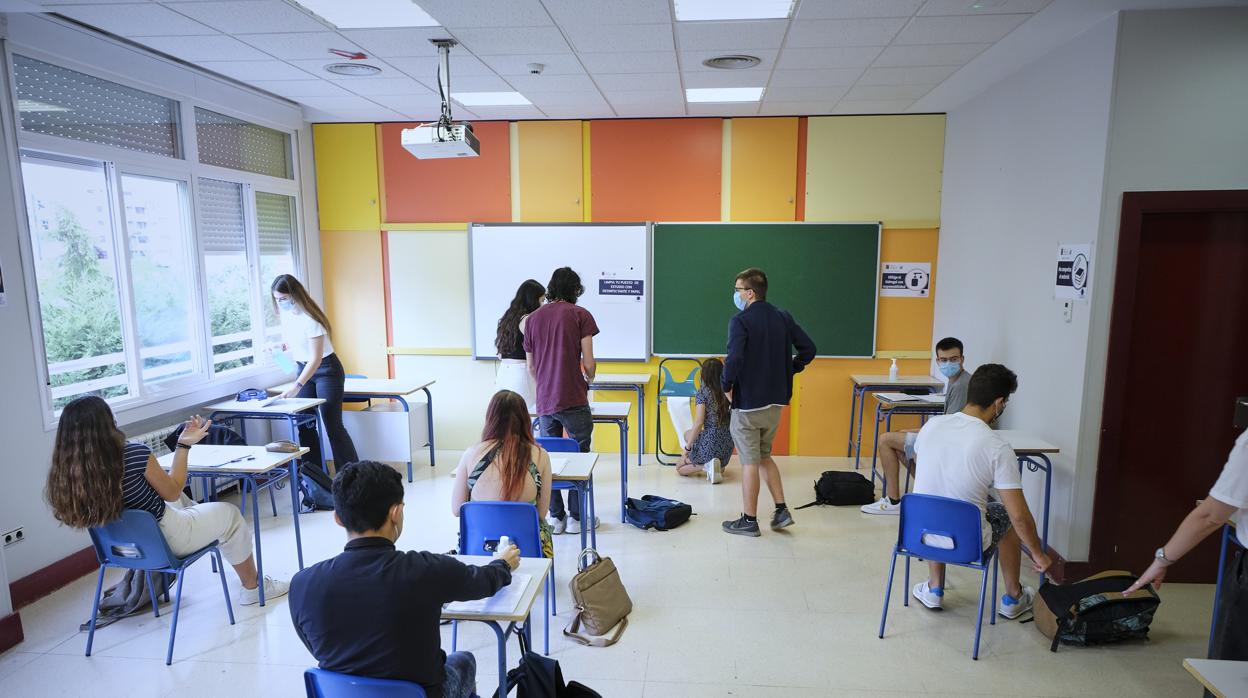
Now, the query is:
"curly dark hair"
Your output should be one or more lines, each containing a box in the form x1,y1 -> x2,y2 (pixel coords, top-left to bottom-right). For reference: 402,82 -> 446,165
46,396 -> 126,529
495,279 -> 545,356
546,267 -> 584,303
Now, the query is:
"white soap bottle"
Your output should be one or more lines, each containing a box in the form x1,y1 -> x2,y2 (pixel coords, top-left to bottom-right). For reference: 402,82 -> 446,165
498,535 -> 510,554
888,357 -> 899,381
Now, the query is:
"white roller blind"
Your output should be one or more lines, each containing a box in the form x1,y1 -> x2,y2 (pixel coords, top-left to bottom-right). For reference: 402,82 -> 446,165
255,192 -> 294,256
198,178 -> 245,254
195,108 -> 292,179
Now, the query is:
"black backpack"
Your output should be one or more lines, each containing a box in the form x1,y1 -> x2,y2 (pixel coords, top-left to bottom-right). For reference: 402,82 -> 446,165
624,495 -> 693,531
1032,571 -> 1161,651
494,629 -> 602,697
795,471 -> 876,509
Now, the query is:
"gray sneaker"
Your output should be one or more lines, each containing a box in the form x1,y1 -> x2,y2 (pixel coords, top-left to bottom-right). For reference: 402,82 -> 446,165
722,515 -> 761,537
770,507 -> 794,530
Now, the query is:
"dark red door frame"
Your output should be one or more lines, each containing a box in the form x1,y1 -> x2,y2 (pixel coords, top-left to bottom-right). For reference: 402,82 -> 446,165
1088,189 -> 1248,570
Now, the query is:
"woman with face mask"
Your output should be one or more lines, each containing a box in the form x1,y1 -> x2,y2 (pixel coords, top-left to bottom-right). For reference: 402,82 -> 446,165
271,274 -> 358,472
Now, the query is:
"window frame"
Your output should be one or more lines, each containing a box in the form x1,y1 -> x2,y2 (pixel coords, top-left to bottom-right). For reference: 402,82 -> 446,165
4,43 -> 307,429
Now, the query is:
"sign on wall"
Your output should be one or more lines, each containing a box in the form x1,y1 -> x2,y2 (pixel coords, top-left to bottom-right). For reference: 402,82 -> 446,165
880,262 -> 931,297
1055,243 -> 1093,300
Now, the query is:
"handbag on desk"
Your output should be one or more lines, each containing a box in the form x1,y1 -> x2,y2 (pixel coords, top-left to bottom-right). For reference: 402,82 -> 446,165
564,548 -> 632,647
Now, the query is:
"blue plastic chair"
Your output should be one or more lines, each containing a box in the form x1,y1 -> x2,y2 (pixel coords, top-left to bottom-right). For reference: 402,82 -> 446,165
878,494 -> 999,660
656,360 -> 701,464
456,501 -> 552,654
537,434 -> 583,545
304,668 -> 427,697
85,509 -> 235,665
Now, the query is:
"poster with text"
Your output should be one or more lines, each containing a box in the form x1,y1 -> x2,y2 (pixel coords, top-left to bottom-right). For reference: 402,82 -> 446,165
1055,243 -> 1093,300
880,262 -> 931,297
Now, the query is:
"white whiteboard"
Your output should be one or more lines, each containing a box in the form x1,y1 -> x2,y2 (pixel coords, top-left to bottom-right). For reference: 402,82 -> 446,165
388,229 -> 473,349
469,223 -> 650,361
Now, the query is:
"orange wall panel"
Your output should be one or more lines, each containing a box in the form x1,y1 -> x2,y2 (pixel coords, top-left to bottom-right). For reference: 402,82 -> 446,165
379,121 -> 511,223
590,119 -> 722,222
320,230 -> 389,379
730,117 -> 798,222
876,228 -> 940,351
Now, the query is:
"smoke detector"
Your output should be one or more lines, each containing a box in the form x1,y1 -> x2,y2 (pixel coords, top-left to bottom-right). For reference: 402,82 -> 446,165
325,63 -> 382,76
702,55 -> 761,70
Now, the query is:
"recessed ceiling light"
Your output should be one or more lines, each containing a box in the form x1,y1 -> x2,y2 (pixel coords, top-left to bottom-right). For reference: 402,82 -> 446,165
674,0 -> 794,21
703,55 -> 762,70
686,87 -> 765,103
325,63 -> 383,76
294,0 -> 439,29
453,91 -> 531,106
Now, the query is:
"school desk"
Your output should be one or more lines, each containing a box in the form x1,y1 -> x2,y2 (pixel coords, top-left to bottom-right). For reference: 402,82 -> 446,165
530,401 -> 631,523
552,452 -> 600,552
869,393 -> 945,490
1183,658 -> 1248,698
849,374 -> 944,469
589,373 -> 651,466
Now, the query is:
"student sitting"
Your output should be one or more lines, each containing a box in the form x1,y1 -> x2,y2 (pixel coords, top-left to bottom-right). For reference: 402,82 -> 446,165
675,358 -> 735,484
45,396 -> 287,605
453,389 -> 554,557
290,461 -> 519,698
862,337 -> 972,515
909,364 -> 1051,617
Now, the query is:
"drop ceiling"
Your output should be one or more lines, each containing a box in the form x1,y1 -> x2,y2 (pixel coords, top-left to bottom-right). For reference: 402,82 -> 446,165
14,0 -> 1248,122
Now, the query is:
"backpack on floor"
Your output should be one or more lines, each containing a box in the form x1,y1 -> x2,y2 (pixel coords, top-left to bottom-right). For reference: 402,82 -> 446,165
299,463 -> 335,512
794,471 -> 876,509
624,495 -> 693,531
1033,570 -> 1161,651
495,624 -> 604,697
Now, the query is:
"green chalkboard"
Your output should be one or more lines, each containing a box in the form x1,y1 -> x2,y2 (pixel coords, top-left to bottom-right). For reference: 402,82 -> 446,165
652,222 -> 880,357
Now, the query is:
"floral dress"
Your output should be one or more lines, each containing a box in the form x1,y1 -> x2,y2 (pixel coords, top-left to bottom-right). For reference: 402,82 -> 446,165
466,447 -> 554,558
689,386 -> 735,466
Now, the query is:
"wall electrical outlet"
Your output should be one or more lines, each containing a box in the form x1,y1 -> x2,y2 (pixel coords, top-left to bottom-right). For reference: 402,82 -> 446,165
3,527 -> 24,547
1062,300 -> 1073,323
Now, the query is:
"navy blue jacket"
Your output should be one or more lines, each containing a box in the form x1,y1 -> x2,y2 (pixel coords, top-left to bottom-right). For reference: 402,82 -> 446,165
722,301 -> 816,410
289,537 -> 511,698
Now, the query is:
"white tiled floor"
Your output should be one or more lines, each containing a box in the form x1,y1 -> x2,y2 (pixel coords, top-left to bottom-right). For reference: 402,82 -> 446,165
0,454 -> 1214,697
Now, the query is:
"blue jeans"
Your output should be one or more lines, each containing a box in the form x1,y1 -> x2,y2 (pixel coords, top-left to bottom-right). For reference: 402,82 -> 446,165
539,404 -> 592,520
441,651 -> 476,698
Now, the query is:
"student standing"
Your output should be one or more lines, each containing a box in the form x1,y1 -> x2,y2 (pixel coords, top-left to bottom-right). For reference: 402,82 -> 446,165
675,358 -> 734,484
494,279 -> 545,411
271,274 -> 358,472
721,268 -> 817,537
524,267 -> 599,535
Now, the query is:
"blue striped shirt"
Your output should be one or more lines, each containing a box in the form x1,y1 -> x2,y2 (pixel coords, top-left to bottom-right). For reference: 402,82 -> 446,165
122,442 -> 165,520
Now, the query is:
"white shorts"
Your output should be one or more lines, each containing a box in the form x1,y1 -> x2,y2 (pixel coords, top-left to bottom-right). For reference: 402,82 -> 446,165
158,495 -> 252,565
495,359 -> 537,413
904,432 -> 918,462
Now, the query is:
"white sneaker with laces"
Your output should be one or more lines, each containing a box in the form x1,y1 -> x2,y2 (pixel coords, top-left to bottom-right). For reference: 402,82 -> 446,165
566,516 -> 599,535
999,586 -> 1035,619
706,458 -> 723,484
911,580 -> 944,610
548,516 -> 566,535
861,497 -> 901,516
240,576 -> 289,606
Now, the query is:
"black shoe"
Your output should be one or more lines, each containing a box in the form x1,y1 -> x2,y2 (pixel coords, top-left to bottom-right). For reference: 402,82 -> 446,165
770,507 -> 794,530
722,515 -> 761,537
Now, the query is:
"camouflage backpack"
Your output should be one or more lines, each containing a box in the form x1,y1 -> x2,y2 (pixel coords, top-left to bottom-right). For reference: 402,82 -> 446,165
1033,571 -> 1161,651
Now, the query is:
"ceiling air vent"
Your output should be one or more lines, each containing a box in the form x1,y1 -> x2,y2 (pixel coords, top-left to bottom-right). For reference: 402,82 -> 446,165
702,55 -> 762,70
325,63 -> 382,76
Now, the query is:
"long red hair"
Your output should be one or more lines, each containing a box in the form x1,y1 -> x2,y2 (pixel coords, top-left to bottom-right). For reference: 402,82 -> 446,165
481,390 -> 536,501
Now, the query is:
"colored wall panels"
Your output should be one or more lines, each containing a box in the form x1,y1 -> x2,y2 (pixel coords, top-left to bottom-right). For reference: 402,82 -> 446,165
730,117 -> 798,222
518,120 -> 583,222
379,121 -> 511,223
312,124 -> 380,231
589,119 -> 722,222
319,230 -> 389,379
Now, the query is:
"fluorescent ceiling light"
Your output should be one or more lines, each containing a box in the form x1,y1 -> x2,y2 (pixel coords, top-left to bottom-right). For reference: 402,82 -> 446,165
686,87 -> 765,103
294,0 -> 439,29
674,0 -> 795,21
453,91 -> 531,106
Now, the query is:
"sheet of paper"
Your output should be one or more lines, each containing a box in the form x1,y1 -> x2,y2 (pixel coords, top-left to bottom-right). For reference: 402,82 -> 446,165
181,445 -> 248,468
260,396 -> 286,407
666,396 -> 694,449
550,458 -> 569,476
445,573 -> 531,615
917,394 -> 946,404
876,392 -> 921,402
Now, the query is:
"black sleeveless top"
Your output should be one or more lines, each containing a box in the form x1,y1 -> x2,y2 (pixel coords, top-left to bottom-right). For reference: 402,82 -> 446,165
499,328 -> 525,360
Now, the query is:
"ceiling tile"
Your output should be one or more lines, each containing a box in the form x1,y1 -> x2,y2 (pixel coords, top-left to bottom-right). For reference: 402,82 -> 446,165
543,0 -> 671,26
526,91 -> 610,108
680,49 -> 778,72
197,59 -> 313,80
894,13 -> 1031,44
796,0 -> 924,19
918,0 -> 1051,16
415,0 -> 552,28
675,20 -> 788,51
303,107 -> 406,123
786,17 -> 907,47
339,77 -> 433,96
479,54 -> 586,76
775,46 -> 882,70
758,101 -> 838,115
764,85 -> 849,102
235,32 -> 365,60
386,55 -> 495,79
366,94 -> 434,114
831,99 -> 915,114
295,94 -> 382,111
580,51 -> 678,74
563,23 -> 673,53
504,73 -> 598,93
872,43 -> 989,67
858,65 -> 958,85
612,104 -> 686,117
450,26 -> 572,55
441,74 -> 515,91
687,103 -> 761,116
338,28 -> 451,58
602,89 -> 684,106
248,79 -> 353,97
464,105 -> 547,120
593,72 -> 680,92
50,3 -> 215,37
287,57 -> 404,80
172,0 -> 328,34
137,34 -> 271,61
540,105 -> 617,119
845,83 -> 935,100
768,68 -> 864,87
681,71 -> 768,89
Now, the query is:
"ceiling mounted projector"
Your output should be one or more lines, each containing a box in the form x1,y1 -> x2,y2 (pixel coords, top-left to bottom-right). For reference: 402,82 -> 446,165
400,39 -> 480,160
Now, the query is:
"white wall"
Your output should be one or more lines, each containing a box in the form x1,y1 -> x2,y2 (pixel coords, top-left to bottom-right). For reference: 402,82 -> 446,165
935,15 -> 1119,560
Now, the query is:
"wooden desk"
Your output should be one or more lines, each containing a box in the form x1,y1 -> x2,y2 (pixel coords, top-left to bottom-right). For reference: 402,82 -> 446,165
997,430 -> 1060,587
849,374 -> 944,469
1183,658 -> 1248,698
444,556 -> 552,698
551,452 -> 599,552
157,444 -> 309,606
589,373 -> 651,467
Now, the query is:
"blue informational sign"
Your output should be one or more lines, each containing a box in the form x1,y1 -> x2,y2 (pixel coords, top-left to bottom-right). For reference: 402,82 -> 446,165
599,278 -> 644,297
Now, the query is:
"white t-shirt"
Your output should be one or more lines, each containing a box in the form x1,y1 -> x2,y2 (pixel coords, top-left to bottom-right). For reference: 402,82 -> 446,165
913,412 -> 1023,547
1210,428 -> 1248,548
281,310 -> 333,363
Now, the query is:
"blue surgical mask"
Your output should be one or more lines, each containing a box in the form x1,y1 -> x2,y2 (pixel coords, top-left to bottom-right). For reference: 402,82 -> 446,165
937,360 -> 961,378
733,291 -> 747,311
277,299 -> 296,313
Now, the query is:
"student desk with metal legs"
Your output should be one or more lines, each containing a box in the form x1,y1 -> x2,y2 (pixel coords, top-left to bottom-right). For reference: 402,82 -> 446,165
531,402 -> 631,523
552,452 -> 599,552
848,374 -> 944,470
869,394 -> 945,489
1183,658 -> 1248,698
589,373 -> 651,467
996,430 -> 1060,587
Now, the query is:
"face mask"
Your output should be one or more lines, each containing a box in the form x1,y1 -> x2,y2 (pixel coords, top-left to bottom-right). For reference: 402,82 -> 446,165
937,360 -> 962,378
733,291 -> 747,311
995,402 -> 1008,422
277,299 -> 296,313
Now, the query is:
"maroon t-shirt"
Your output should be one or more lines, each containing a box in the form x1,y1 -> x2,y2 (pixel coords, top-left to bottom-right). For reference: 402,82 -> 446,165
522,301 -> 600,415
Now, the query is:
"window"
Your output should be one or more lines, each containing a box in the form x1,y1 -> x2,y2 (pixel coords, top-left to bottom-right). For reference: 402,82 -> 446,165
199,178 -> 255,374
256,191 -> 297,342
195,108 -> 293,179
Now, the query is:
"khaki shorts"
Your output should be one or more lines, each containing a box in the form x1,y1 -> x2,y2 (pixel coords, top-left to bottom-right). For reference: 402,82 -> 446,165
729,406 -> 783,465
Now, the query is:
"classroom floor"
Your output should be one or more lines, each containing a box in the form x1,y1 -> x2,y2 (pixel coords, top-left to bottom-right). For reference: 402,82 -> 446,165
0,453 -> 1214,697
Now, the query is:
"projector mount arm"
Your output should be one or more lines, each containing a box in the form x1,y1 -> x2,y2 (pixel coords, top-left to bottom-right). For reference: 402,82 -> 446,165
431,39 -> 457,141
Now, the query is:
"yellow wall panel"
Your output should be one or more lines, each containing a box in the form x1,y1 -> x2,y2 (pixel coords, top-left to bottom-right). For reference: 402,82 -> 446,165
805,115 -> 945,228
730,117 -> 798,221
313,124 -> 381,231
320,230 -> 388,378
518,120 -> 583,222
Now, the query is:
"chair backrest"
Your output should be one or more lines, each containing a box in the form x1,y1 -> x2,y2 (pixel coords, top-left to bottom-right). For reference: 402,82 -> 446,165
659,365 -> 700,397
304,668 -> 427,697
458,501 -> 545,560
89,509 -> 181,570
897,494 -> 987,566
536,436 -> 580,453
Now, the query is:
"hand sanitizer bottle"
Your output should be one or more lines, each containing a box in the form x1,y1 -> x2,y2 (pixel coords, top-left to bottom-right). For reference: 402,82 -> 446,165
889,358 -> 899,381
498,535 -> 510,553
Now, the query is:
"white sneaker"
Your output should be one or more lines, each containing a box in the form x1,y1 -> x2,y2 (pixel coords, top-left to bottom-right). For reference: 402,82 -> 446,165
911,580 -> 944,610
706,458 -> 723,484
999,586 -> 1035,620
566,516 -> 599,535
240,576 -> 289,606
548,516 -> 566,535
861,497 -> 901,515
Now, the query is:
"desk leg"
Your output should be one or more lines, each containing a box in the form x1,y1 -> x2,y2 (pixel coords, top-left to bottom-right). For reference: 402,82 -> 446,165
588,476 -> 597,550
870,403 -> 884,486
619,418 -> 629,523
635,386 -> 644,467
1210,525 -> 1232,656
422,386 -> 436,467
855,388 -> 870,470
248,475 -> 265,607
393,395 -> 414,482
484,620 -> 507,698
289,458 -> 305,570
847,385 -> 859,457
578,482 -> 589,554
1019,455 -> 1053,587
